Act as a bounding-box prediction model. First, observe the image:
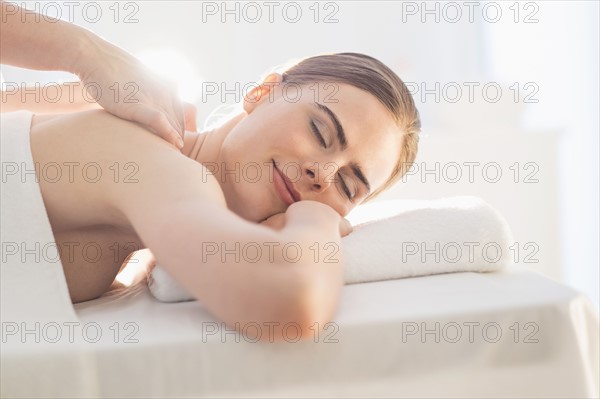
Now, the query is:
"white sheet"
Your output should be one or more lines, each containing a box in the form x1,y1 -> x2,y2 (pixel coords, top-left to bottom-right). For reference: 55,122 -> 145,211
70,265 -> 599,398
1,111 -> 99,398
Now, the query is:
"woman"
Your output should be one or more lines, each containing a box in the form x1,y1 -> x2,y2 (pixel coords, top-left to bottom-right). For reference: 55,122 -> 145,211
2,53 -> 420,340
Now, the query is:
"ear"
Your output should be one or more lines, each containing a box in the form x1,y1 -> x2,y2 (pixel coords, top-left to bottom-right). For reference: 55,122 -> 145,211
243,72 -> 284,114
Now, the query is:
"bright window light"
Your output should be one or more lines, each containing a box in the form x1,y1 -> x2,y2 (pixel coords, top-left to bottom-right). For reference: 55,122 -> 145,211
136,49 -> 202,103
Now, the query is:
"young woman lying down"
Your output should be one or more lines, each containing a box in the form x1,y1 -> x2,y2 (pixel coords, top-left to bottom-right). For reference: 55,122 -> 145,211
1,53 -> 420,340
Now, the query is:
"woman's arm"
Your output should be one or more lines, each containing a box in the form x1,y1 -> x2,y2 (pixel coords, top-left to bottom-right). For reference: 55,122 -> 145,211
121,155 -> 344,342
138,198 -> 344,342
36,109 -> 343,341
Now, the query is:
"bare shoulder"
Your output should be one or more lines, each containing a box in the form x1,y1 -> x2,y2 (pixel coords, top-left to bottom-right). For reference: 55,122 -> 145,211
30,109 -> 227,229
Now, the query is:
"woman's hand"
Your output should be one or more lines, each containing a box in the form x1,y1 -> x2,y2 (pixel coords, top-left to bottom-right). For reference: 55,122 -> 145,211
260,209 -> 353,237
74,36 -> 187,149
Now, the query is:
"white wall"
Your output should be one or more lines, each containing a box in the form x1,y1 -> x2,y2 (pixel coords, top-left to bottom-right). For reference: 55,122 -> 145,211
2,1 -> 597,311
482,0 -> 599,310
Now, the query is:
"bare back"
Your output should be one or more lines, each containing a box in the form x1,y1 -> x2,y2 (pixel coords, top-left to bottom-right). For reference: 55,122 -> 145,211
29,111 -> 210,303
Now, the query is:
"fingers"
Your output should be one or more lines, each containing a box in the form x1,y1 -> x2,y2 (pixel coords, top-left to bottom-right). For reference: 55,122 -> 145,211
183,102 -> 198,132
76,43 -> 189,149
155,96 -> 185,147
260,212 -> 287,230
129,104 -> 184,150
340,218 -> 353,237
149,109 -> 184,149
169,97 -> 186,138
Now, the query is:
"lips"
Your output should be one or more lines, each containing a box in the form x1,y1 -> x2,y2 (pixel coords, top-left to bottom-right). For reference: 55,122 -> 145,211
272,160 -> 301,205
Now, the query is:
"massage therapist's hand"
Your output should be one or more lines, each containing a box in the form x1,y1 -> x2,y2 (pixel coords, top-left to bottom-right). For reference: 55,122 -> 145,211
74,38 -> 187,149
0,1 -> 189,150
260,207 -> 353,237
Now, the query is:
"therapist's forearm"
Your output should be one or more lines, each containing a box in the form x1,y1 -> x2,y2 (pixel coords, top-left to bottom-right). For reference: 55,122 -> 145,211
0,1 -> 98,75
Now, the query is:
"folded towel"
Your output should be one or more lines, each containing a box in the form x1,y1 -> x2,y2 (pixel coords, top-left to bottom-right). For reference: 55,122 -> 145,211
148,196 -> 514,302
342,196 -> 515,284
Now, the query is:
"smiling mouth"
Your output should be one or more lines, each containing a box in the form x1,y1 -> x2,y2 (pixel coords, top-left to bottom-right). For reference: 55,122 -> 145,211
272,160 -> 300,205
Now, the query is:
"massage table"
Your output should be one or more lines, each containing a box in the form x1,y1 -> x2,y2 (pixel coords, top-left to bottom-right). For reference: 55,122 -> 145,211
1,111 -> 598,397
49,265 -> 596,398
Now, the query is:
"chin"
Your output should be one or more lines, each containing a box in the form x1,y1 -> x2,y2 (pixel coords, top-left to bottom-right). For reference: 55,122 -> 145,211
227,179 -> 281,223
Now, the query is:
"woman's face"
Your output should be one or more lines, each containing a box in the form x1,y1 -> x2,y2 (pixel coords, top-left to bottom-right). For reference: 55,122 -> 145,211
217,74 -> 402,222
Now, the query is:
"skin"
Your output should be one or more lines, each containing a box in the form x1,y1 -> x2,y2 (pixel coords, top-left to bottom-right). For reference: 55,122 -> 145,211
186,73 -> 401,223
5,72 -> 402,340
0,0 -> 187,146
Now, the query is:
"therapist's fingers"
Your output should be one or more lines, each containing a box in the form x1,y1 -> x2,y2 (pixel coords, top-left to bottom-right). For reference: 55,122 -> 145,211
132,78 -> 185,148
137,87 -> 185,149
141,75 -> 186,145
183,102 -> 198,132
166,97 -> 186,140
75,40 -> 188,149
129,104 -> 184,149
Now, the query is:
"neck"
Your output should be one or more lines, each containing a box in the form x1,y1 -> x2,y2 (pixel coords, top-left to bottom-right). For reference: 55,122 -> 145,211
181,111 -> 245,166
180,112 -> 248,216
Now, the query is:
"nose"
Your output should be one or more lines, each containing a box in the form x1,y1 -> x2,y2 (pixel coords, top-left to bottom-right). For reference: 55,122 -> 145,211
304,161 -> 334,194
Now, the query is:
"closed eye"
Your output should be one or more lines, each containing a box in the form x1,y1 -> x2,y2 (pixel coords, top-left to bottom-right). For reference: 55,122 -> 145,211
310,120 -> 327,148
338,173 -> 356,202
310,119 -> 356,202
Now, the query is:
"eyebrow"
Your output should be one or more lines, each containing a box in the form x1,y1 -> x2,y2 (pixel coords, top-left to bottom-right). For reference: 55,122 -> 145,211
314,102 -> 347,150
313,102 -> 372,195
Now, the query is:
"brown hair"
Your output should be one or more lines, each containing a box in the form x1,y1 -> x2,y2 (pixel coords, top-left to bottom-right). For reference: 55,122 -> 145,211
277,52 -> 421,202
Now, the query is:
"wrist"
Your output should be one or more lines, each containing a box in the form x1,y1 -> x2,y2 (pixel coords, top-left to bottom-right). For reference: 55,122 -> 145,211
69,27 -> 127,82
68,27 -> 102,78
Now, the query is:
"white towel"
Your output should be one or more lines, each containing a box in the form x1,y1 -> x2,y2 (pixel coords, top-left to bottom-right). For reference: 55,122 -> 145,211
342,196 -> 514,284
148,196 -> 514,302
0,111 -> 99,398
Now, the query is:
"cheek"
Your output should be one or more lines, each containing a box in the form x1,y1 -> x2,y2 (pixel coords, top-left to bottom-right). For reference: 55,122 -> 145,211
231,110 -> 313,162
261,135 -> 309,166
262,109 -> 310,147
